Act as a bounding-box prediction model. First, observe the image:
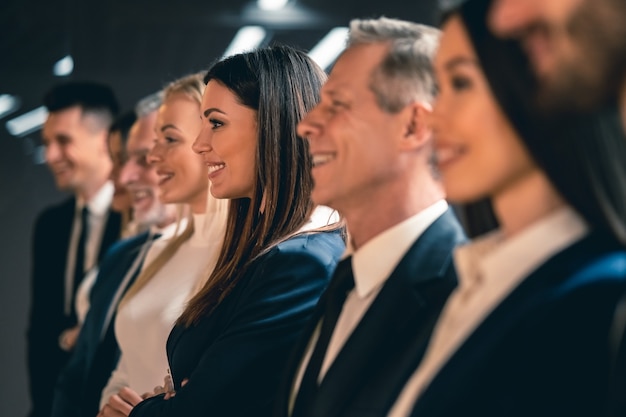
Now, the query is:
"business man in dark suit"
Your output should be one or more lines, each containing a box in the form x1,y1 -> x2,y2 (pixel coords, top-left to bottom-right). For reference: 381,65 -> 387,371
51,105 -> 177,417
27,82 -> 121,417
274,17 -> 466,417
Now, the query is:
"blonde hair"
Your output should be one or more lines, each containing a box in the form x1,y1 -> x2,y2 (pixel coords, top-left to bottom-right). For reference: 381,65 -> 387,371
118,73 -> 206,308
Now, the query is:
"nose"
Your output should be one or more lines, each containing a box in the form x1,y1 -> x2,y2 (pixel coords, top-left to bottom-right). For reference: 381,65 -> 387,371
147,143 -> 163,165
297,106 -> 322,143
44,141 -> 61,165
192,123 -> 212,155
119,159 -> 139,187
489,0 -> 540,37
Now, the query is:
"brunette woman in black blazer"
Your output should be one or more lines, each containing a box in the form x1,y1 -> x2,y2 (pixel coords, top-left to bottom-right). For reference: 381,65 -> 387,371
99,46 -> 344,417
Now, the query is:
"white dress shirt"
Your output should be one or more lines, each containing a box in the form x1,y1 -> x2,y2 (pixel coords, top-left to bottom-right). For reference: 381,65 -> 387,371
289,200 -> 449,412
64,181 -> 114,316
387,207 -> 588,417
99,224 -> 177,341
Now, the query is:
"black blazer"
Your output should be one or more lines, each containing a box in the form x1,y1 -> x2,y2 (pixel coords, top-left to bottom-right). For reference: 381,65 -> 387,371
408,232 -> 626,417
129,230 -> 345,417
27,196 -> 121,417
274,208 -> 467,417
51,231 -> 151,417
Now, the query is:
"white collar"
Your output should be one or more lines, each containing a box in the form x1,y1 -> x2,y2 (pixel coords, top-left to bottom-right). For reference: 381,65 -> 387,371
298,205 -> 341,233
76,181 -> 114,217
454,206 -> 588,292
151,217 -> 187,242
347,200 -> 449,298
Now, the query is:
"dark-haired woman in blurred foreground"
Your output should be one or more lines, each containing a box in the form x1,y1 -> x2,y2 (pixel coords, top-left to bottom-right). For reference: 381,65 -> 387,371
387,1 -> 626,416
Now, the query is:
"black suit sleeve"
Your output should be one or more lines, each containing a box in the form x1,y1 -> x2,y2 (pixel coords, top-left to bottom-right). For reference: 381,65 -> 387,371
130,247 -> 333,417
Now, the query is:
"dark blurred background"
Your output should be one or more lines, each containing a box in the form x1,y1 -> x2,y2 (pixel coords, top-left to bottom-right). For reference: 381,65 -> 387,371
0,0 -> 437,414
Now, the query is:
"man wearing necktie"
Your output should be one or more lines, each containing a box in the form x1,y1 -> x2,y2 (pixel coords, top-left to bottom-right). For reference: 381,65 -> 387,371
27,82 -> 122,417
50,99 -> 177,417
273,17 -> 467,417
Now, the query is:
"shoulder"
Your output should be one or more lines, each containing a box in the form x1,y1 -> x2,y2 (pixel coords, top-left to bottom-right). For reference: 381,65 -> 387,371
269,230 -> 345,268
36,197 -> 74,224
557,249 -> 626,293
553,233 -> 626,288
518,235 -> 626,315
33,197 -> 75,241
241,231 -> 345,288
425,208 -> 467,246
101,231 -> 150,261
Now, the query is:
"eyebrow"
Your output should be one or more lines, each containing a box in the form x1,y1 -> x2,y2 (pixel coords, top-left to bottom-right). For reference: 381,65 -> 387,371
160,124 -> 181,133
443,56 -> 480,71
203,108 -> 226,118
128,149 -> 149,157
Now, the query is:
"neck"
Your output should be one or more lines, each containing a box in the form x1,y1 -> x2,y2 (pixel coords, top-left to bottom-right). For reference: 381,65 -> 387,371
77,175 -> 109,202
492,169 -> 564,238
342,175 -> 444,251
190,192 -> 208,215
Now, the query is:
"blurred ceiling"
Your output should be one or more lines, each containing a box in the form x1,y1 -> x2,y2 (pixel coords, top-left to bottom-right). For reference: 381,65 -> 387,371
0,0 -> 438,155
0,0 -> 438,111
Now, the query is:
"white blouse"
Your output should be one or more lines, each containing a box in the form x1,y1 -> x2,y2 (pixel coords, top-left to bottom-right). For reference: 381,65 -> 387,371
100,212 -> 225,406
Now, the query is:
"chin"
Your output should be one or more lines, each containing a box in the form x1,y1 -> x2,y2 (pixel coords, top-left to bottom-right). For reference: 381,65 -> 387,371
209,185 -> 232,200
443,183 -> 481,205
310,192 -> 334,210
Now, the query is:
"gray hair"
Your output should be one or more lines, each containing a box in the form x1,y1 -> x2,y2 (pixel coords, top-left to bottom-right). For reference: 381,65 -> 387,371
135,91 -> 163,117
348,17 -> 441,113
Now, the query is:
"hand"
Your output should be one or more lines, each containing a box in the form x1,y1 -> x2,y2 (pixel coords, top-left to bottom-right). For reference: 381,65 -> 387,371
58,326 -> 81,351
142,373 -> 175,399
98,387 -> 143,416
164,378 -> 188,400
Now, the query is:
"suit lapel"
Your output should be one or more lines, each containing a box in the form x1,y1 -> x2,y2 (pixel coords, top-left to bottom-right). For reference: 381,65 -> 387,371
310,210 -> 465,417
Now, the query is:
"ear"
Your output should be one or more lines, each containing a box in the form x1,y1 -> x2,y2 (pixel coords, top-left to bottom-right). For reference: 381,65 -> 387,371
399,101 -> 432,151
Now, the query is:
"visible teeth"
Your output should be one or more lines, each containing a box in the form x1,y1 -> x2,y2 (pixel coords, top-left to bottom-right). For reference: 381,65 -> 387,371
312,153 -> 335,167
132,190 -> 150,200
208,164 -> 225,174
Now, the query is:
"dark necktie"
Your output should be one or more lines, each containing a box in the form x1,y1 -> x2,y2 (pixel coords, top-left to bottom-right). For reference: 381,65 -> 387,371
291,256 -> 355,417
70,206 -> 89,320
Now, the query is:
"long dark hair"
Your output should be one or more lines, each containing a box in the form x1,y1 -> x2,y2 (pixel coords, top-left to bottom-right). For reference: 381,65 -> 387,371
441,0 -> 626,243
178,45 -> 329,326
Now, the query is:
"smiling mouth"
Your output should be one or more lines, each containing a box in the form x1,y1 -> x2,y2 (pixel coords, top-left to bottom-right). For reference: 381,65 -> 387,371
130,189 -> 152,202
312,153 -> 336,167
208,163 -> 225,175
158,173 -> 173,185
51,164 -> 71,175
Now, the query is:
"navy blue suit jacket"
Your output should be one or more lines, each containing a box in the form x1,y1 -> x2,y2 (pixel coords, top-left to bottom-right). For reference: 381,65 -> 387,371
27,197 -> 121,417
51,231 -> 151,417
129,230 -> 345,417
408,232 -> 626,417
274,209 -> 467,417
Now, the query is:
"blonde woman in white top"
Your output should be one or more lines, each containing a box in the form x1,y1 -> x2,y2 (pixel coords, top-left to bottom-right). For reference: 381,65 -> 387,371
98,74 -> 228,415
